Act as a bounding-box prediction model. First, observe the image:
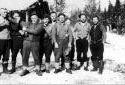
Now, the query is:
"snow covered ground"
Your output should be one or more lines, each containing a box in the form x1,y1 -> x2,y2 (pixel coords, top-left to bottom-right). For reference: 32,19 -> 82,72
0,32 -> 125,84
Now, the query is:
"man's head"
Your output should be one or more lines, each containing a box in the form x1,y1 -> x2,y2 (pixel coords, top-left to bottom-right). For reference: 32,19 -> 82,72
79,13 -> 87,23
92,15 -> 99,25
13,12 -> 20,20
43,14 -> 51,25
50,12 -> 57,22
65,18 -> 71,25
0,8 -> 8,18
31,14 -> 39,24
58,13 -> 66,23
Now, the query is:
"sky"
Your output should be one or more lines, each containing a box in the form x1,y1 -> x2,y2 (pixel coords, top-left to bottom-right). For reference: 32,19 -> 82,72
0,0 -> 124,11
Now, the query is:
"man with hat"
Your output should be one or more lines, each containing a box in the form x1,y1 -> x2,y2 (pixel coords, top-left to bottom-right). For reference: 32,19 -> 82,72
52,13 -> 73,74
20,12 -> 43,76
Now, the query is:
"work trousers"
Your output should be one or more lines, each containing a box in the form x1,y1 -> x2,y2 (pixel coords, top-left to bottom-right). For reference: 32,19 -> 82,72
22,40 -> 40,66
76,38 -> 88,62
0,40 -> 10,62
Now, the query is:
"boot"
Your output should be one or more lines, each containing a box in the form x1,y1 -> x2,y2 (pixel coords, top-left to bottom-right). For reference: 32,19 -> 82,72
75,62 -> 81,70
54,69 -> 62,74
45,63 -> 50,73
61,64 -> 65,71
8,62 -> 16,74
98,60 -> 104,74
54,63 -> 61,74
35,69 -> 42,76
2,63 -> 9,73
65,63 -> 72,74
20,70 -> 30,76
84,61 -> 89,71
91,61 -> 98,71
66,69 -> 72,74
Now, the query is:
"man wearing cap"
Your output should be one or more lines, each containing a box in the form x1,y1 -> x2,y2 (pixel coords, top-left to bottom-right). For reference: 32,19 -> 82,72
89,15 -> 106,74
74,14 -> 91,71
52,13 -> 73,74
20,13 -> 43,76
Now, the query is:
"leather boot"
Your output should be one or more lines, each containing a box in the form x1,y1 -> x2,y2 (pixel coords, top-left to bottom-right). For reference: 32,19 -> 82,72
84,61 -> 89,71
98,60 -> 104,74
45,63 -> 50,73
2,63 -> 9,73
20,70 -> 30,76
65,63 -> 72,74
35,69 -> 42,76
54,63 -> 61,74
8,61 -> 16,74
91,61 -> 98,71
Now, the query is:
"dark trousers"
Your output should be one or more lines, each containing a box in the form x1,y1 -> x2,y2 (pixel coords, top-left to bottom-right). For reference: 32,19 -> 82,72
90,42 -> 104,68
54,37 -> 70,63
22,40 -> 40,66
76,38 -> 88,62
11,36 -> 23,62
40,39 -> 53,63
0,40 -> 10,62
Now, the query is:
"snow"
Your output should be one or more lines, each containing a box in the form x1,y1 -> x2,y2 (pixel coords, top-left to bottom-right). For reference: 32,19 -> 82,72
0,32 -> 125,84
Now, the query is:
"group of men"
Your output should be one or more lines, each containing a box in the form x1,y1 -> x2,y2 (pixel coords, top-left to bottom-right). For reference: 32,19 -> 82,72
0,8 -> 106,77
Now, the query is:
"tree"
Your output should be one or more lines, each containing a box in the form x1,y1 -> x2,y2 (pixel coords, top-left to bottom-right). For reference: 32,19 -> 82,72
107,0 -> 114,19
114,0 -> 121,16
83,0 -> 97,18
50,0 -> 66,14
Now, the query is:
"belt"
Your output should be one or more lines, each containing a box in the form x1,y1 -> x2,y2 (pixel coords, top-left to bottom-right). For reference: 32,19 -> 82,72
91,39 -> 102,44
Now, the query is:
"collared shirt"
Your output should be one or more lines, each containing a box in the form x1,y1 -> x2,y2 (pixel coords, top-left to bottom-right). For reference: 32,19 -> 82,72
52,22 -> 72,43
74,21 -> 91,39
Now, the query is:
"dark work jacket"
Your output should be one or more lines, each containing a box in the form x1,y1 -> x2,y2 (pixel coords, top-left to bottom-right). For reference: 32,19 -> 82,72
90,23 -> 105,44
23,22 -> 43,42
9,19 -> 22,37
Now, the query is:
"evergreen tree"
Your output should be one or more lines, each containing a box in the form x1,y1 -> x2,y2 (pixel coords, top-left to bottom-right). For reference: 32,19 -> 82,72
114,0 -> 121,16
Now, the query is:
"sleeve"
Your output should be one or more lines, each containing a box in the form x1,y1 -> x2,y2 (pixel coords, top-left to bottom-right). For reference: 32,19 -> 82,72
20,21 -> 28,27
100,24 -> 107,42
100,24 -> 106,33
26,24 -> 43,35
0,25 -> 9,31
68,26 -> 73,44
74,23 -> 78,32
51,24 -> 57,43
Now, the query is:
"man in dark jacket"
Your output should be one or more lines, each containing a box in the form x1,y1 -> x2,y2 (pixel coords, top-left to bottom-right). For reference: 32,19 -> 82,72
8,12 -> 24,74
20,13 -> 43,76
89,15 -> 106,74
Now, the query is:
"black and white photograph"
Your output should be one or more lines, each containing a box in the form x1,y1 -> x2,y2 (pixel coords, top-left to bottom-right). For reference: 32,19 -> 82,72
0,0 -> 125,84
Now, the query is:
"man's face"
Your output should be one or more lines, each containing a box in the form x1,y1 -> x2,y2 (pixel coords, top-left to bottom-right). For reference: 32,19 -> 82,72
80,15 -> 86,23
51,13 -> 56,22
59,15 -> 65,23
13,13 -> 20,20
0,9 -> 7,18
31,15 -> 38,23
43,18 -> 49,25
93,17 -> 98,25
65,19 -> 71,25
